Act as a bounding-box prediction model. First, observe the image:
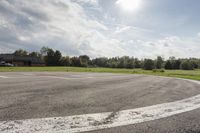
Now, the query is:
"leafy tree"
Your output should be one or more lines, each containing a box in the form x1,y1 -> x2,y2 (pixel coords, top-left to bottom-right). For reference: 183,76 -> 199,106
126,57 -> 135,69
29,52 -> 41,58
45,48 -> 55,66
172,60 -> 181,69
79,55 -> 90,67
11,46 -> 200,69
106,57 -> 118,68
118,56 -> 127,68
165,60 -> 172,69
155,56 -> 163,69
71,57 -> 81,67
13,49 -> 28,56
190,59 -> 199,69
92,57 -> 108,67
134,58 -> 142,68
180,60 -> 194,70
143,59 -> 155,70
40,46 -> 49,56
44,49 -> 62,66
60,56 -> 71,66
54,50 -> 62,66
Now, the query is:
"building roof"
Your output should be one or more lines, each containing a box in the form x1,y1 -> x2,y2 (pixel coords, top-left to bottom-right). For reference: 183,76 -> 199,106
0,54 -> 45,64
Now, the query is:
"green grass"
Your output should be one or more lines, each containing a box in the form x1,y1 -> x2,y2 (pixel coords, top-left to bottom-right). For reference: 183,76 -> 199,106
0,67 -> 200,81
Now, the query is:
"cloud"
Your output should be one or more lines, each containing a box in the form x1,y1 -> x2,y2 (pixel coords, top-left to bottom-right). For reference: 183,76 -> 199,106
114,26 -> 131,34
0,0 -> 126,57
72,0 -> 99,6
197,32 -> 200,37
119,35 -> 200,59
0,0 -> 199,59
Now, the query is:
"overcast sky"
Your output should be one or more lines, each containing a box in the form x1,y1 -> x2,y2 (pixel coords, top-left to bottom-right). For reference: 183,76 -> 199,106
0,0 -> 200,58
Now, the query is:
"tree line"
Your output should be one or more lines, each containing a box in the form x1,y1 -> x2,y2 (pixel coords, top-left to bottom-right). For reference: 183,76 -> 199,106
13,47 -> 200,70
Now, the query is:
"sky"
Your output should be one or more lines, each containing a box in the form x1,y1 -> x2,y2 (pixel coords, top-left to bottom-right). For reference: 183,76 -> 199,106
0,0 -> 200,59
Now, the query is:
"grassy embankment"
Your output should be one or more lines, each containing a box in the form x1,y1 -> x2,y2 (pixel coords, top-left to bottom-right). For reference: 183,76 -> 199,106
0,67 -> 200,81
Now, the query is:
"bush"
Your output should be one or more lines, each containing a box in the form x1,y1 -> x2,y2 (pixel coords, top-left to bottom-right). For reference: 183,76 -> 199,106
160,69 -> 165,72
180,60 -> 194,70
152,69 -> 157,72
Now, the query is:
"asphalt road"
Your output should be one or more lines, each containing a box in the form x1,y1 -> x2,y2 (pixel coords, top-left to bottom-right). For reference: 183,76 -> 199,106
0,72 -> 200,133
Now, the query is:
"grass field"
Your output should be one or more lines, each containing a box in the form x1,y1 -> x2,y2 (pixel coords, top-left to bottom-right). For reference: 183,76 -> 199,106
0,67 -> 200,81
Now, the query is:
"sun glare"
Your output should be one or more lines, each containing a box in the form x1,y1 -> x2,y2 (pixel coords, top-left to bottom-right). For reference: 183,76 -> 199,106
116,0 -> 142,12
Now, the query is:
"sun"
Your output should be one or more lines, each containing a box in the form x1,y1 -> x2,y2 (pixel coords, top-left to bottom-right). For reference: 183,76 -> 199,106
116,0 -> 142,12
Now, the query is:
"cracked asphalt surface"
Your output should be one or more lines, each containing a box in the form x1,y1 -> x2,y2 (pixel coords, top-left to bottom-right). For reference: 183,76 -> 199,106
0,72 -> 200,133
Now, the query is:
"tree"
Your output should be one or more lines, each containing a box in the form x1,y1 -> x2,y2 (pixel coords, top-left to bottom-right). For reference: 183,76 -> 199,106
180,60 -> 194,70
29,52 -> 41,58
79,55 -> 90,67
40,46 -> 49,56
165,60 -> 172,69
117,56 -> 128,68
155,56 -> 164,69
71,57 -> 81,67
14,49 -> 28,56
12,46 -> 200,69
134,58 -> 142,68
45,48 -> 55,66
143,59 -> 155,70
44,49 -> 62,66
126,57 -> 135,69
60,56 -> 71,66
54,50 -> 62,66
92,57 -> 108,67
172,60 -> 181,69
190,59 -> 199,69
